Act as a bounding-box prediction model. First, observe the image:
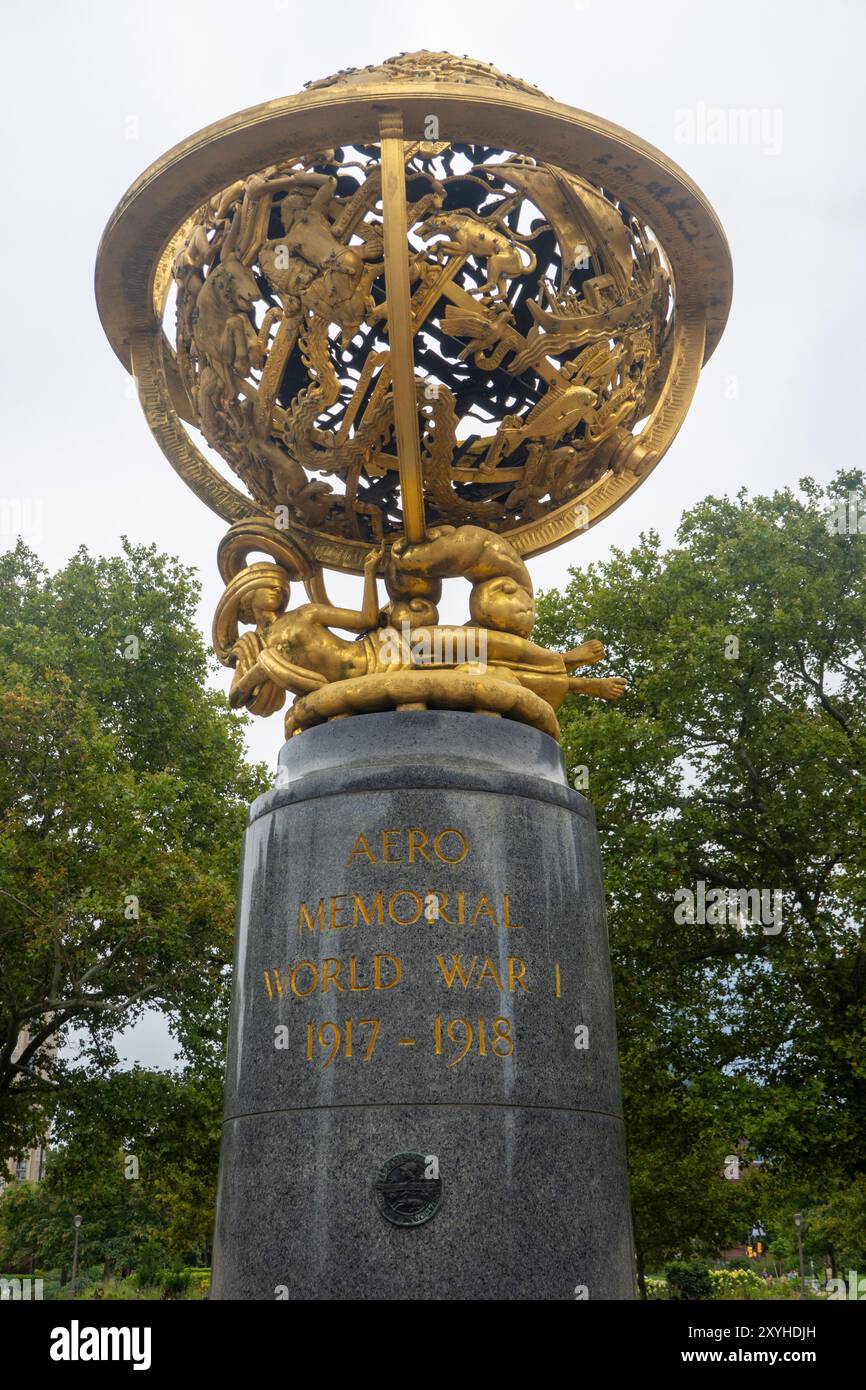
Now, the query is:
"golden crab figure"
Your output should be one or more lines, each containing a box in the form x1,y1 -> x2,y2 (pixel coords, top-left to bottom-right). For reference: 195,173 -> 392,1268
96,52 -> 731,743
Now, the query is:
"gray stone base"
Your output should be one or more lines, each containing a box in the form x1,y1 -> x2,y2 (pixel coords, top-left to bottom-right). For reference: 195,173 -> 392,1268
211,712 -> 634,1300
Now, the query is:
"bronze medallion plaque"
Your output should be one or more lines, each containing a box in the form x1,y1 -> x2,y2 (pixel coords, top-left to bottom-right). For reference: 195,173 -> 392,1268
375,1152 -> 443,1227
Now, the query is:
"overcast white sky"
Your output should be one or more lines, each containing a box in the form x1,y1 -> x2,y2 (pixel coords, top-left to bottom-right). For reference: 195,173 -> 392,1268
3,0 -> 863,1067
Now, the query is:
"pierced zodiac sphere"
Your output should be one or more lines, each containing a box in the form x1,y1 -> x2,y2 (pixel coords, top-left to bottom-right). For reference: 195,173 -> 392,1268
96,52 -> 731,572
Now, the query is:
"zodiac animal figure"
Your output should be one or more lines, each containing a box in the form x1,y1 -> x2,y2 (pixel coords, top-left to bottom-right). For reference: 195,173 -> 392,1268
440,301 -> 513,368
247,170 -> 383,342
504,442 -> 581,517
418,211 -> 536,298
235,401 -> 334,528
191,255 -> 263,397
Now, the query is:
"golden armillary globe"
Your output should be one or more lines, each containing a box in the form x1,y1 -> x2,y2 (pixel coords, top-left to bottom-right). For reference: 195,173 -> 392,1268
96,52 -> 731,741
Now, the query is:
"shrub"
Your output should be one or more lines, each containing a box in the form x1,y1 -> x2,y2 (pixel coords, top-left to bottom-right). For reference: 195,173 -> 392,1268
156,1264 -> 191,1298
81,1276 -> 161,1301
135,1241 -> 167,1289
710,1267 -> 766,1299
665,1261 -> 713,1300
183,1267 -> 211,1299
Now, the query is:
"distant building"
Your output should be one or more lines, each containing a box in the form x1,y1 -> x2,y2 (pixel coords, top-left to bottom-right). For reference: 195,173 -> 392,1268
0,1028 -> 55,1190
2,1144 -> 46,1188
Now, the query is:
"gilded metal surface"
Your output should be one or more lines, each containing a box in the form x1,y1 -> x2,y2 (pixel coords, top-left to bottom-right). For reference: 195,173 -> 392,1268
96,51 -> 731,551
95,52 -> 731,742
379,114 -> 427,544
162,132 -> 674,547
210,518 -> 624,736
284,671 -> 562,740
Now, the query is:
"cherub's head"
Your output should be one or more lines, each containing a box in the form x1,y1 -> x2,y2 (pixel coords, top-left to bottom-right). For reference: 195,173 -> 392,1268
469,576 -> 535,637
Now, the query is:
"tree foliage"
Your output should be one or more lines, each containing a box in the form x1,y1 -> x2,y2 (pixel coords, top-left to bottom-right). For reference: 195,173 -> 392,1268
535,472 -> 866,1281
0,1066 -> 222,1274
3,474 -> 864,1287
0,540 -> 267,1159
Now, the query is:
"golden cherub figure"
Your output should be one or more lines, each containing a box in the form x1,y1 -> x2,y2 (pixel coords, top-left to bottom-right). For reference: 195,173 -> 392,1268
214,524 -> 625,726
388,525 -> 626,707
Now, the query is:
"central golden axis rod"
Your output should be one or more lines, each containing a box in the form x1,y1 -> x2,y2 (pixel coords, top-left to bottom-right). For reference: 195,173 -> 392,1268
379,114 -> 426,544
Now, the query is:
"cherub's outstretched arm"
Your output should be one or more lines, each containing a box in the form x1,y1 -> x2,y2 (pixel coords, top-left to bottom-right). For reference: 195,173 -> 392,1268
244,170 -> 336,201
302,543 -> 383,635
394,525 -> 529,587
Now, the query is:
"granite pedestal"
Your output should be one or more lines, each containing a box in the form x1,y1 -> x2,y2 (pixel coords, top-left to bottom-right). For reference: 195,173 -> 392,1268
211,711 -> 634,1299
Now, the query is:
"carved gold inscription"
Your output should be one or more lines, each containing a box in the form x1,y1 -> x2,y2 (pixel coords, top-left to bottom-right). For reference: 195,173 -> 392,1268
265,826 -> 566,1068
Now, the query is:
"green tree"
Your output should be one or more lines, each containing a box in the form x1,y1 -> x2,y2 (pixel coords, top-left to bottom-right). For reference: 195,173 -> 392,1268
535,472 -> 866,1289
52,1065 -> 224,1259
0,540 -> 267,1160
0,1065 -> 223,1279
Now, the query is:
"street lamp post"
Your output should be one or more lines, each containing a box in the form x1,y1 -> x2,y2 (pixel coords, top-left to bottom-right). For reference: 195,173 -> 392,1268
793,1212 -> 806,1293
70,1214 -> 82,1297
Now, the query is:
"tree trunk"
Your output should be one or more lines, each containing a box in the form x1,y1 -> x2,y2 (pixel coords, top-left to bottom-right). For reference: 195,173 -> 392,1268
635,1240 -> 647,1300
